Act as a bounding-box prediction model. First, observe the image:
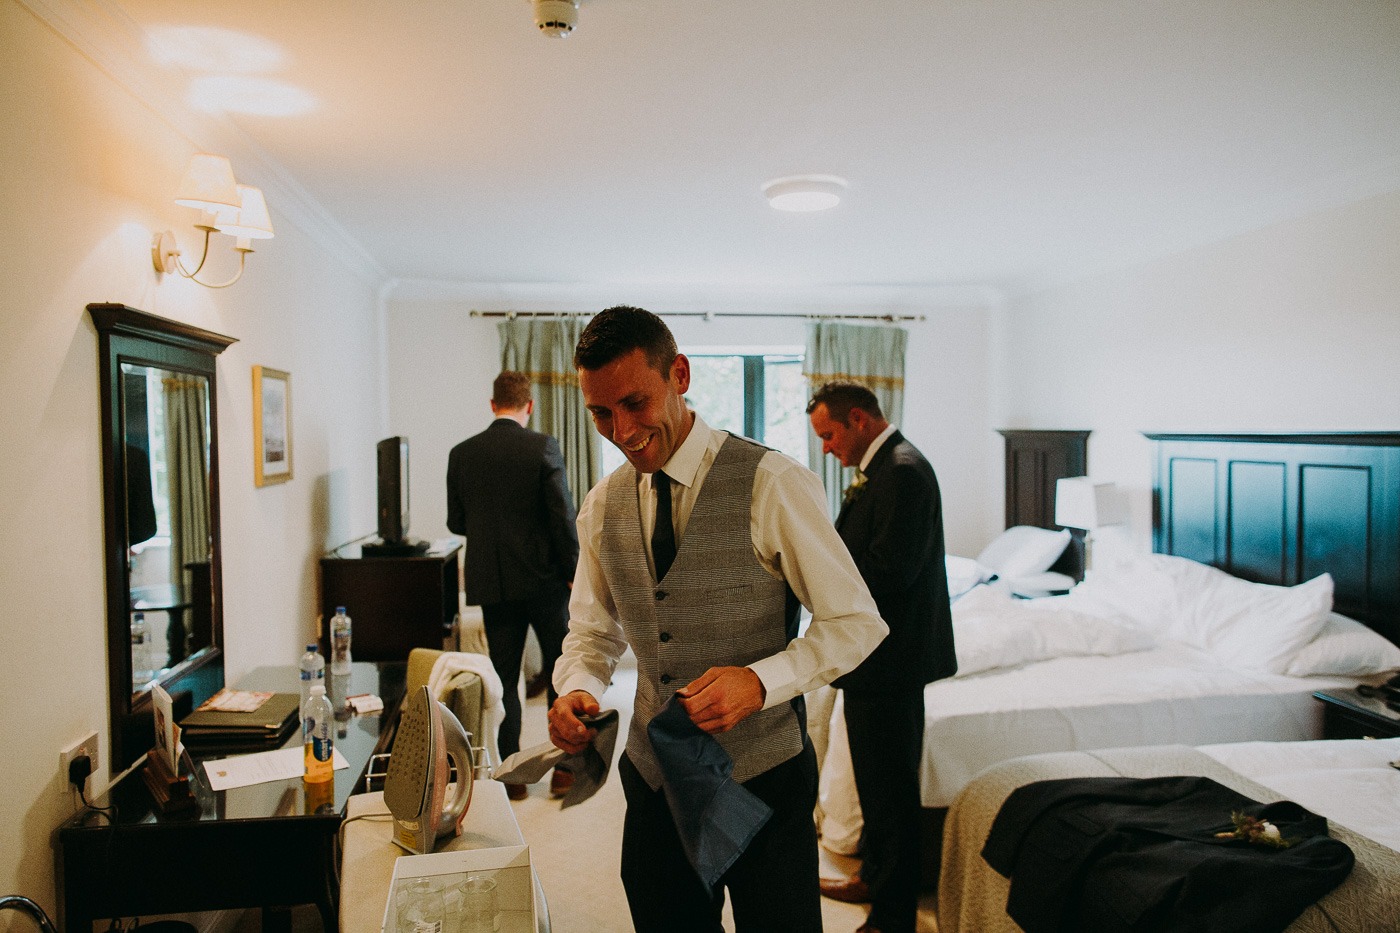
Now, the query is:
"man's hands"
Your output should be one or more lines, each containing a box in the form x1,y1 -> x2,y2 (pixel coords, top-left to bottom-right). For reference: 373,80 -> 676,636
677,666 -> 766,735
548,690 -> 601,754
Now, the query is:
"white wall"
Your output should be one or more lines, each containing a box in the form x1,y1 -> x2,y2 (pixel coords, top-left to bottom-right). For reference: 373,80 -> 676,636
0,1 -> 385,915
996,186 -> 1400,561
384,294 -> 997,558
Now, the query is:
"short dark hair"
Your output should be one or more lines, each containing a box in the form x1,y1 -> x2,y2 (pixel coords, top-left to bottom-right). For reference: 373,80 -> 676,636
573,306 -> 678,375
492,370 -> 532,410
806,381 -> 883,423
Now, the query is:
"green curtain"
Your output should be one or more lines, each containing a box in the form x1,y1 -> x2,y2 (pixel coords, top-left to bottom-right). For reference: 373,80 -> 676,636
498,317 -> 598,507
803,322 -> 908,517
163,375 -> 210,584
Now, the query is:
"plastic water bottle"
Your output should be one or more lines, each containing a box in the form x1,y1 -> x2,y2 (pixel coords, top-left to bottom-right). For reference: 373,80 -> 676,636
329,606 -> 352,675
303,684 -> 334,784
131,612 -> 152,684
300,642 -> 325,711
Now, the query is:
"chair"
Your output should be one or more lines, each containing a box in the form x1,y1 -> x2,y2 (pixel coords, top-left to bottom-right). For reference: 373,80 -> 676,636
0,897 -> 57,933
406,647 -> 491,765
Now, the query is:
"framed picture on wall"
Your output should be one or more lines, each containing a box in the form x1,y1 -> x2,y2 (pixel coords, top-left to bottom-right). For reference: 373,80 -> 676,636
252,365 -> 292,486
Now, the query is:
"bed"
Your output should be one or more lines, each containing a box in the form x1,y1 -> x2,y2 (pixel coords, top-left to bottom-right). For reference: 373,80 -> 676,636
938,737 -> 1400,932
814,432 -> 1400,862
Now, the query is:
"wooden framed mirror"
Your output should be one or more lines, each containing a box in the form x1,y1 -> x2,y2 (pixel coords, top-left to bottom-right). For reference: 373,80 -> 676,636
90,304 -> 236,770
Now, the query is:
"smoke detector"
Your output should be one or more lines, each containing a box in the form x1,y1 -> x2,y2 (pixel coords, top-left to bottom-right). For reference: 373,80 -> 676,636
532,0 -> 579,37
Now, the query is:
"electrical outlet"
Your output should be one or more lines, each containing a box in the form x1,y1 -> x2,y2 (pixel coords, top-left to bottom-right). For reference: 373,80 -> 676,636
59,732 -> 98,798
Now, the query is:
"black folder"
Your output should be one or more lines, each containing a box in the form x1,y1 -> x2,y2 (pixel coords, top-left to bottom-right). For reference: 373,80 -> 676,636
179,692 -> 301,745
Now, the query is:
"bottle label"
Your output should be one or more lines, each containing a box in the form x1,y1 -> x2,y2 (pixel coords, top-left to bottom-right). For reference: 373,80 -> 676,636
312,733 -> 333,762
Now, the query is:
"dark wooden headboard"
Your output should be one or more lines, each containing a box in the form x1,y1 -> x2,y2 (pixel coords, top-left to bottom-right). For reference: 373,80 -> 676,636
999,429 -> 1091,580
1146,433 -> 1400,645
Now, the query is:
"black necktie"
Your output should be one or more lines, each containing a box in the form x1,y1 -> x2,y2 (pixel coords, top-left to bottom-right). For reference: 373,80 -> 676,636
652,470 -> 676,580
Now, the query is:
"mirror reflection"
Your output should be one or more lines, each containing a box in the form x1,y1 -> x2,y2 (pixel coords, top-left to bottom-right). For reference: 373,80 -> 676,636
122,362 -> 214,691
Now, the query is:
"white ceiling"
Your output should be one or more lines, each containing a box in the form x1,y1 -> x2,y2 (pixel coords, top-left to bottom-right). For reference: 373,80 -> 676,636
91,0 -> 1400,302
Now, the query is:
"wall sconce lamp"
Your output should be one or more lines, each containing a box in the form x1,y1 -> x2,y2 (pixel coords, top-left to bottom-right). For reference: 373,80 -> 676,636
1055,477 -> 1128,572
152,153 -> 274,288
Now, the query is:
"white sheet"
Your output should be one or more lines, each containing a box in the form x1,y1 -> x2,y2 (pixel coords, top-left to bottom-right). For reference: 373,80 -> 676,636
1202,737 -> 1400,854
816,640 -> 1360,854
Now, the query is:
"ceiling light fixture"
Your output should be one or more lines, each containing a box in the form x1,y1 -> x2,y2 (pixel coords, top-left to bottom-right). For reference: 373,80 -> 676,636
152,153 -> 274,288
762,174 -> 848,212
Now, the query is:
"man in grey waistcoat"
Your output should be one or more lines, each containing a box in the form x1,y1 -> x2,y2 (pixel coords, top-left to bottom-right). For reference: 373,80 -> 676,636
549,306 -> 889,933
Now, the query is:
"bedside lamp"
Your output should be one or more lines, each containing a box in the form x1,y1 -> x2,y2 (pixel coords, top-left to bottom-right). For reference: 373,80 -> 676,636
1055,477 -> 1128,572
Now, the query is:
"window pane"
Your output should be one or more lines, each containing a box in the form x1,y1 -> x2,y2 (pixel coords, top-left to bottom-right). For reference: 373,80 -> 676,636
764,358 -> 808,464
685,356 -> 744,435
595,350 -> 808,480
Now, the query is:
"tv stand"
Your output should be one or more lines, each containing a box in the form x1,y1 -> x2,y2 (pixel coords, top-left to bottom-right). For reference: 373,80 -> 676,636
320,543 -> 459,660
361,538 -> 430,557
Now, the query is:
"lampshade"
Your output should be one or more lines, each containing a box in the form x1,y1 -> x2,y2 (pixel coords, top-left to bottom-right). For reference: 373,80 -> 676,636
173,153 -> 241,211
762,174 -> 848,212
214,185 -> 275,240
1055,478 -> 1128,530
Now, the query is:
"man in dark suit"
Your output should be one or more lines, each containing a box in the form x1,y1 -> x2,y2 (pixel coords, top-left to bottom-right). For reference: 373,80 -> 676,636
807,382 -> 956,933
447,371 -> 580,799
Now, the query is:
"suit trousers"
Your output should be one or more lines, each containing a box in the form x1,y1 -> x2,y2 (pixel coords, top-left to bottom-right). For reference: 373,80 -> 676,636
618,742 -> 823,933
844,685 -> 925,933
480,583 -> 569,759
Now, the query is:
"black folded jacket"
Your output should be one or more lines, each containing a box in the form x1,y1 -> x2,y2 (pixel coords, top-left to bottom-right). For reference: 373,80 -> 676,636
982,775 -> 1354,933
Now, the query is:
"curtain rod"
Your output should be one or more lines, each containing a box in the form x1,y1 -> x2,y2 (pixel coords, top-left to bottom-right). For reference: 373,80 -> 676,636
469,310 -> 925,322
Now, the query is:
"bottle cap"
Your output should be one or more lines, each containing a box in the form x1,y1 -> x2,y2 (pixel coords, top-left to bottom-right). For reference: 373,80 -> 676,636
306,644 -> 318,652
336,606 -> 346,614
310,685 -> 326,696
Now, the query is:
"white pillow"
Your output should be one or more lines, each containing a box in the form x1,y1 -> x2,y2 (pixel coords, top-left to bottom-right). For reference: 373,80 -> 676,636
1064,553 -> 1334,673
1055,554 -> 1181,631
946,555 -> 995,600
975,526 -> 1072,579
1285,612 -> 1400,677
1146,555 -> 1333,672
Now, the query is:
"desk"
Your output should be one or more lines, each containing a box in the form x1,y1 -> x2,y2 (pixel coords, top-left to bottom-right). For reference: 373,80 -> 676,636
57,662 -> 406,933
339,783 -> 549,933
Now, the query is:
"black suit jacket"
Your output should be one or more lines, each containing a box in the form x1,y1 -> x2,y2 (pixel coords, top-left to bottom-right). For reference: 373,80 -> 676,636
446,418 -> 579,605
833,430 -> 956,692
983,775 -> 1355,933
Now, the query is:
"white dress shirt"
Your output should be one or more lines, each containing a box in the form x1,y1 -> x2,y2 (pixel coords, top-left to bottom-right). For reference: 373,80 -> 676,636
858,423 -> 899,474
555,414 -> 888,710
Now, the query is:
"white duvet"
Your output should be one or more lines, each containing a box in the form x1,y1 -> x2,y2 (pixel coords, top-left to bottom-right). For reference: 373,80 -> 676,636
951,586 -> 1154,677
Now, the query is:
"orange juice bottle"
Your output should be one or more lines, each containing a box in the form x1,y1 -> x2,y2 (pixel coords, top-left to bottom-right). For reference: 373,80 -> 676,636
303,684 -> 334,783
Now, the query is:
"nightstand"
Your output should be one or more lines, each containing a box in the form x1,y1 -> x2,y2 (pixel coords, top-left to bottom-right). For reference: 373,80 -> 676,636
1313,688 -> 1400,740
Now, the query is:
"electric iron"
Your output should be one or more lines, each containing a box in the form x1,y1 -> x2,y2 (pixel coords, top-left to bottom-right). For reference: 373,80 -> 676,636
384,685 -> 476,854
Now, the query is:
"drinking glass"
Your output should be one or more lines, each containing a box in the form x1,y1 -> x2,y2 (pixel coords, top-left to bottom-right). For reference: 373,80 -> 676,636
397,877 -> 445,933
456,875 -> 498,933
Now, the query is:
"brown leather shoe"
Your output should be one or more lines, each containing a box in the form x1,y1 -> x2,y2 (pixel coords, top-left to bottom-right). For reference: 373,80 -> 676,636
854,925 -> 884,933
504,782 -> 528,801
819,875 -> 871,903
549,768 -> 574,798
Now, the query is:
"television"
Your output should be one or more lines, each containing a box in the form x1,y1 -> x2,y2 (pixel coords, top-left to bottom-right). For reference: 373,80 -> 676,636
363,436 -> 428,556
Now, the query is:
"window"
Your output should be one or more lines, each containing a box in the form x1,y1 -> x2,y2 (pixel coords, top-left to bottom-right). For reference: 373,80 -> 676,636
598,349 -> 807,475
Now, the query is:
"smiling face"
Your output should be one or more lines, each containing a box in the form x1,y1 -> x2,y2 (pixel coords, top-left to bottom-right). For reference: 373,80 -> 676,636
808,401 -> 870,468
579,347 -> 694,474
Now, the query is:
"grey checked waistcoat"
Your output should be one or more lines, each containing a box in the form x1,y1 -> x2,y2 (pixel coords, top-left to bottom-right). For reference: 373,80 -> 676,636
600,434 -> 804,789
